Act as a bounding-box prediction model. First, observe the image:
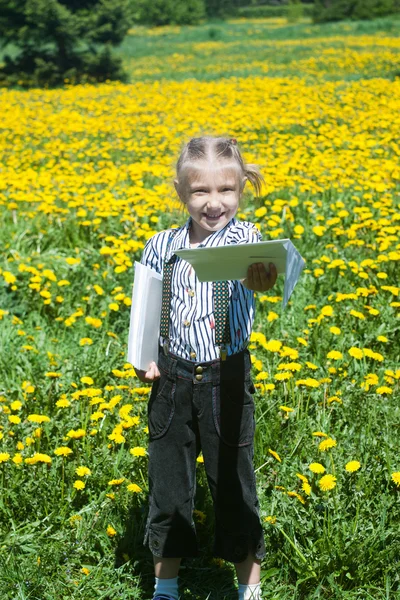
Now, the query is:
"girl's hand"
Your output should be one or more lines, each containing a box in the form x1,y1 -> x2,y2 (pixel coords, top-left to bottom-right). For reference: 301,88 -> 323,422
242,262 -> 277,292
135,361 -> 161,383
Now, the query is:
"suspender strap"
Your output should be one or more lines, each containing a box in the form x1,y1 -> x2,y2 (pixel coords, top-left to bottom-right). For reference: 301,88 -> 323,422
213,280 -> 231,347
160,230 -> 178,341
160,229 -> 231,358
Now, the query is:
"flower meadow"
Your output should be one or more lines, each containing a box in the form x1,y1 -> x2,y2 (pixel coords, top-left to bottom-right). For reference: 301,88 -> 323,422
0,16 -> 400,600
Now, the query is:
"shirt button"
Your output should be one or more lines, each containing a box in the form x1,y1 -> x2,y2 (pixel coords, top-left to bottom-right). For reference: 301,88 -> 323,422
183,320 -> 190,327
195,374 -> 203,381
188,289 -> 195,297
190,352 -> 196,359
195,366 -> 203,374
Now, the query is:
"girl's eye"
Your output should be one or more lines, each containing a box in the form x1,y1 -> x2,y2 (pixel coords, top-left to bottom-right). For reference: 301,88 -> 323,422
222,188 -> 233,192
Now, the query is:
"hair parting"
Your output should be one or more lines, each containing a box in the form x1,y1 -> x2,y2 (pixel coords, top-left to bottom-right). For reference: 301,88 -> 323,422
176,136 -> 265,197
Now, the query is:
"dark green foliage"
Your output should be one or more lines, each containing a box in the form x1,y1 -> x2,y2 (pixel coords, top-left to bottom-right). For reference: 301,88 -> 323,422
236,4 -> 315,19
313,0 -> 400,23
0,0 -> 131,87
131,0 -> 206,26
287,0 -> 305,22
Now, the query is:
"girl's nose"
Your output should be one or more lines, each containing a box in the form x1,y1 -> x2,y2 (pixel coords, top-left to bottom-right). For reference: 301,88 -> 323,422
207,192 -> 221,207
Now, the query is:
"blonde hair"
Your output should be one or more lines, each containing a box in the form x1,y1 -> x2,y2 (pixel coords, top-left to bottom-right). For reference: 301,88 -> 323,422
176,136 -> 265,197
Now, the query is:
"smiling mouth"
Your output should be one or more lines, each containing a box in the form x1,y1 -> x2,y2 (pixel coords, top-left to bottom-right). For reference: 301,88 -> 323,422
204,212 -> 224,219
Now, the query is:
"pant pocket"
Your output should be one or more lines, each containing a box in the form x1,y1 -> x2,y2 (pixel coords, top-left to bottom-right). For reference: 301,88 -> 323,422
212,379 -> 255,447
148,373 -> 176,439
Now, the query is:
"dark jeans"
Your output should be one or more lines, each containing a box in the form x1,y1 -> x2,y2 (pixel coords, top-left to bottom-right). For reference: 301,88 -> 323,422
144,348 -> 266,563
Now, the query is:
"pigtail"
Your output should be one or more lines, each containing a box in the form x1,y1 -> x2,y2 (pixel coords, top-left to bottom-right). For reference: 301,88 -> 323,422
244,164 -> 265,197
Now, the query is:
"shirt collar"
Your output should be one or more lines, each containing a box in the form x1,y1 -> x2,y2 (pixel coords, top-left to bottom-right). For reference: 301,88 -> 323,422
166,217 -> 237,262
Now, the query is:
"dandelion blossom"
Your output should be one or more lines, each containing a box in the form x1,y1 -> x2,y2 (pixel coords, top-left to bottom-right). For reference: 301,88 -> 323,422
73,480 -> 85,490
345,461 -> 361,473
107,526 -> 117,537
268,449 -> 281,463
127,483 -> 142,493
391,472 -> 400,487
309,463 -> 325,474
76,466 -> 91,477
318,438 -> 337,452
318,474 -> 337,491
54,446 -> 73,457
348,347 -> 363,359
327,350 -> 343,360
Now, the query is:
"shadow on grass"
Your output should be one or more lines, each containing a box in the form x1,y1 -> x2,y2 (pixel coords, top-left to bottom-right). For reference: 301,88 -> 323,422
115,477 -> 238,600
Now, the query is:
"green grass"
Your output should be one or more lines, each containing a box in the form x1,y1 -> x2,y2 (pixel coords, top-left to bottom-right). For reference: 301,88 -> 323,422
1,13 -> 400,600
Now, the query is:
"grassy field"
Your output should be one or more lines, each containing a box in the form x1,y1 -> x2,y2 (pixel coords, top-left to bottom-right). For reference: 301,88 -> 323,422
0,15 -> 400,600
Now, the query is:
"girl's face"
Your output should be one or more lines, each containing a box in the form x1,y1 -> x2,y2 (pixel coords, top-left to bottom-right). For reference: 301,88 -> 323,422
175,161 -> 246,243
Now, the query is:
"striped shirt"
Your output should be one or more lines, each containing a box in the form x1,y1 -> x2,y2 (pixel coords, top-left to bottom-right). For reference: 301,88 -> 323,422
141,217 -> 262,362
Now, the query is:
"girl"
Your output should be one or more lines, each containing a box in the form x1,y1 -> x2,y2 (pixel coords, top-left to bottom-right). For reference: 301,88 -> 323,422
135,136 -> 277,600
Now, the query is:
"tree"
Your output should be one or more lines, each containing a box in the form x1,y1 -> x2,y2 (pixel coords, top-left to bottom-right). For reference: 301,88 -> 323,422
313,0 -> 400,22
0,0 -> 132,87
132,0 -> 206,26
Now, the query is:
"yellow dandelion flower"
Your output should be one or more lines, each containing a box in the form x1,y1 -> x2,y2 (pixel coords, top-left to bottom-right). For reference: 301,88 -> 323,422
10,401 -> 22,411
318,474 -> 337,491
312,431 -> 328,437
279,406 -> 294,413
327,350 -> 343,360
295,473 -> 308,483
348,347 -> 364,359
268,449 -> 281,463
309,463 -> 325,474
391,472 -> 400,487
0,452 -> 10,463
12,453 -> 23,465
108,478 -> 125,486
296,378 -> 320,388
302,482 -> 312,496
66,428 -> 86,439
76,466 -> 91,477
345,461 -> 361,473
277,362 -> 302,372
264,516 -> 277,524
255,371 -> 269,380
287,491 -> 306,504
330,327 -> 341,335
54,447 -> 73,457
274,372 -> 293,381
127,483 -> 142,493
376,386 -> 392,395
106,526 -> 117,537
9,415 -> 21,424
79,338 -> 93,346
319,438 -> 337,452
27,414 -> 50,424
73,480 -> 85,490
130,446 -> 146,457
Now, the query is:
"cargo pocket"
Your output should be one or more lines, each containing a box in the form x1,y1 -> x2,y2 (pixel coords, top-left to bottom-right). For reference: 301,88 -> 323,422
212,378 -> 255,447
148,373 -> 176,440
